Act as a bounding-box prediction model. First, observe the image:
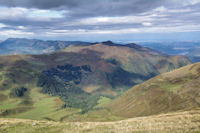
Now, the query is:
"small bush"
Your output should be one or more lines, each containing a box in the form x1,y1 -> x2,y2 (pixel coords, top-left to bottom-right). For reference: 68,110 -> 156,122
10,87 -> 28,97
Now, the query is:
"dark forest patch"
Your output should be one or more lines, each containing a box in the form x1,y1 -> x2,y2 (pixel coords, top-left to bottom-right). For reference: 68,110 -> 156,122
38,64 -> 100,113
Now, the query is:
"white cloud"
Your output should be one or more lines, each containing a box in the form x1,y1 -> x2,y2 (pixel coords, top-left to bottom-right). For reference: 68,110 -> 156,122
154,6 -> 167,12
0,23 -> 7,28
27,9 -> 66,18
183,0 -> 200,5
17,26 -> 26,29
76,15 -> 154,26
0,30 -> 33,38
0,7 -> 27,19
168,8 -> 192,13
0,6 -> 66,21
142,22 -> 152,26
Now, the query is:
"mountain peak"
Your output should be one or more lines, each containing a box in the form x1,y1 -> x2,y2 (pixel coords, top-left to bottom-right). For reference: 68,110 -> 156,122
125,43 -> 143,49
102,40 -> 114,44
101,40 -> 116,46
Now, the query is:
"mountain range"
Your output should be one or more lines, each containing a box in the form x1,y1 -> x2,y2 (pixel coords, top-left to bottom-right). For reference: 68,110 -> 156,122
139,41 -> 200,63
0,38 -> 91,55
1,38 -> 200,64
0,39 -> 191,121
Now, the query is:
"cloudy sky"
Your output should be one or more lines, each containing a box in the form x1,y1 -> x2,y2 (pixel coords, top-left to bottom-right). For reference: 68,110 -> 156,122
0,0 -> 200,42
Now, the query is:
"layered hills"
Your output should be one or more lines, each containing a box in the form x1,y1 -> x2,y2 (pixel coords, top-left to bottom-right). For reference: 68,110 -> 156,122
0,41 -> 191,121
0,38 -> 90,55
139,41 -> 200,63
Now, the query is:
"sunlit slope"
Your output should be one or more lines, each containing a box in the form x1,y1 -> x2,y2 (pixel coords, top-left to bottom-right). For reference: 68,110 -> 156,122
110,62 -> 200,118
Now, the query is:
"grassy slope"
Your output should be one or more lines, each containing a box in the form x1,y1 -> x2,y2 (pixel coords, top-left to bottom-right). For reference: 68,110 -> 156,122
0,109 -> 200,133
0,87 -> 79,121
0,86 -> 121,122
109,62 -> 200,118
12,88 -> 80,121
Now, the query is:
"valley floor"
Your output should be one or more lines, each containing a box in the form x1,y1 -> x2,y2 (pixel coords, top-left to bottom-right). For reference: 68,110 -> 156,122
0,109 -> 200,133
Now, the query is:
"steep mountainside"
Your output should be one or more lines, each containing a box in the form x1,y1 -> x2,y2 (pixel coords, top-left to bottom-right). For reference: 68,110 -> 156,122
110,62 -> 200,118
0,41 -> 191,120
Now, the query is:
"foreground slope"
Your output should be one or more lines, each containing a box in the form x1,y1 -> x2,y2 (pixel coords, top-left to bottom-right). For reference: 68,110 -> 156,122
0,109 -> 200,133
0,42 -> 191,120
110,62 -> 200,118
